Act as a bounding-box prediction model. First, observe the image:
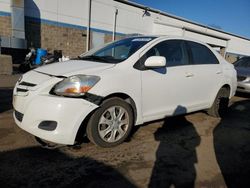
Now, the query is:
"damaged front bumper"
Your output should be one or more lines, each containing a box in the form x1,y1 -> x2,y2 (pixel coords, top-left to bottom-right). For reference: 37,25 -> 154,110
13,70 -> 99,145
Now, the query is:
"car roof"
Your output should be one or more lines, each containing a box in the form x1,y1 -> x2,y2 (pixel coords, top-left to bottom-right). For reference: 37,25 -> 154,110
124,35 -> 215,51
129,35 -> 210,45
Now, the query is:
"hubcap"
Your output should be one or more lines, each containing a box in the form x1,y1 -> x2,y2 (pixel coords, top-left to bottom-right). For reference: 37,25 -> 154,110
98,106 -> 129,143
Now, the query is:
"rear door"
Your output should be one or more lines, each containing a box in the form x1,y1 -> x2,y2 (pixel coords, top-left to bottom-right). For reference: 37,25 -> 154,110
185,41 -> 223,109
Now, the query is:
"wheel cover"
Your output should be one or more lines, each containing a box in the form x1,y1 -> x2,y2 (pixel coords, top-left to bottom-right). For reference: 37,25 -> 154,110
98,106 -> 129,143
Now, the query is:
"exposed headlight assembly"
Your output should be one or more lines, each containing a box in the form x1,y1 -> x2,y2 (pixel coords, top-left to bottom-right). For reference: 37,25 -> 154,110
53,75 -> 100,97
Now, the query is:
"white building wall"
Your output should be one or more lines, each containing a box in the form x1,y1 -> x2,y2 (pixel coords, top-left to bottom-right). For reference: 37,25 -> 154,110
153,23 -> 183,36
185,31 -> 227,47
226,36 -> 250,55
90,0 -> 153,34
0,0 -> 11,12
0,0 -> 250,56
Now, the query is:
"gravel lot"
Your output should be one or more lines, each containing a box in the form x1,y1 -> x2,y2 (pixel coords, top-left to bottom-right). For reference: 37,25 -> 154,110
0,75 -> 250,188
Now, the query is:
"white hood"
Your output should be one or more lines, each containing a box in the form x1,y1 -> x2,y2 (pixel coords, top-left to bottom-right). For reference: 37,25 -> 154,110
34,60 -> 115,76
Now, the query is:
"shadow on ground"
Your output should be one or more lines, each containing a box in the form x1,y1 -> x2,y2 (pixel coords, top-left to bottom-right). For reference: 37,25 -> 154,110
149,106 -> 201,188
0,147 -> 136,188
214,98 -> 250,188
0,88 -> 13,113
148,98 -> 250,188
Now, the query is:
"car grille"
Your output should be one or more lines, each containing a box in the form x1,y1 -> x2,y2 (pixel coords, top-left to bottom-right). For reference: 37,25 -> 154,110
16,81 -> 37,95
19,81 -> 37,87
237,76 -> 247,81
15,110 -> 24,122
17,88 -> 29,92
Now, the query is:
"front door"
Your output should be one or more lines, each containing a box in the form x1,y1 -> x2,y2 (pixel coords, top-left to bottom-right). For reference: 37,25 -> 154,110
140,40 -> 193,122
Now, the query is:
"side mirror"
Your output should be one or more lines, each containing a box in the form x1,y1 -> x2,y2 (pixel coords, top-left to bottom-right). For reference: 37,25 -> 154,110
144,56 -> 166,68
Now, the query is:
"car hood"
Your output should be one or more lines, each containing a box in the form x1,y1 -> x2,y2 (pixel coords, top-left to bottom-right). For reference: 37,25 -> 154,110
34,60 -> 115,77
235,67 -> 250,76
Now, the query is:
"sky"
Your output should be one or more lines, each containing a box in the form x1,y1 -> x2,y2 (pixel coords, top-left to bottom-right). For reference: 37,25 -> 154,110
132,0 -> 250,39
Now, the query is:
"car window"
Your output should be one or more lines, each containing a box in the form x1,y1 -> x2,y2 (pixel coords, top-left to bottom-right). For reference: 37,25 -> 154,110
79,37 -> 156,63
187,41 -> 219,65
142,40 -> 189,67
234,57 -> 250,67
97,44 -> 130,59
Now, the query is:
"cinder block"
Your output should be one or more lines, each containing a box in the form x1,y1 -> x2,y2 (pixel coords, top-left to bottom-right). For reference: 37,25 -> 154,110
25,21 -> 87,57
0,55 -> 13,75
0,17 -> 11,37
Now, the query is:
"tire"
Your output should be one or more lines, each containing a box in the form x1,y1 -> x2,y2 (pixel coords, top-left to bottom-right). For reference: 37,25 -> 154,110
207,88 -> 229,118
86,97 -> 134,147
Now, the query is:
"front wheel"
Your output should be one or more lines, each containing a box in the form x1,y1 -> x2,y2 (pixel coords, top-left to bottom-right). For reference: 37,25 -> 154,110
86,97 -> 134,147
207,88 -> 229,118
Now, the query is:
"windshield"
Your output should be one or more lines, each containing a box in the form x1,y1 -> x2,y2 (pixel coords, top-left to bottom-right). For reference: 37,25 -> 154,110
79,37 -> 156,63
234,57 -> 250,68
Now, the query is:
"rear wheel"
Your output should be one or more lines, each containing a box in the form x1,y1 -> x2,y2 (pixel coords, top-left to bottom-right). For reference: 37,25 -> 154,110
207,88 -> 229,118
86,97 -> 134,147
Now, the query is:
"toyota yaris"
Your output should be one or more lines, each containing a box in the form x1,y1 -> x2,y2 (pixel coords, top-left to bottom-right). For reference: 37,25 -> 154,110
13,36 -> 237,147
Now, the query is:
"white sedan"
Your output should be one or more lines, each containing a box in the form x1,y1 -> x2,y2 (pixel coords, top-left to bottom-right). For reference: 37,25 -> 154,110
13,36 -> 237,147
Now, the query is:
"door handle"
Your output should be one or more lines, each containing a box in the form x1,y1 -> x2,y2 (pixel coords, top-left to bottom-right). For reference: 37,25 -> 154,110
185,73 -> 194,77
216,71 -> 222,74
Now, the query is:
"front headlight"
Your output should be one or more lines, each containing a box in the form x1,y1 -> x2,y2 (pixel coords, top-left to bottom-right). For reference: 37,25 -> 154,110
53,75 -> 100,97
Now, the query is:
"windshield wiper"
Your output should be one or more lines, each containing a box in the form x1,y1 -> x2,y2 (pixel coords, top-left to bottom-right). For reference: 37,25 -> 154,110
78,55 -> 110,63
